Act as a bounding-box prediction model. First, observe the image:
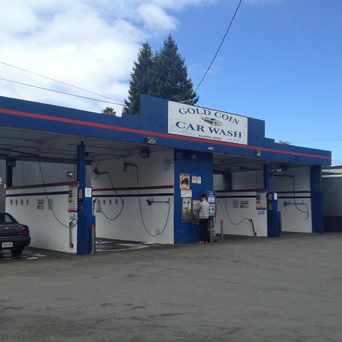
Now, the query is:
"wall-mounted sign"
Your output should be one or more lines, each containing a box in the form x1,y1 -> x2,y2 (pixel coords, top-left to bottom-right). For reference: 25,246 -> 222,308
180,174 -> 190,190
256,192 -> 267,210
36,198 -> 45,210
168,101 -> 248,145
68,185 -> 78,213
240,200 -> 250,209
85,187 -> 92,198
181,189 -> 192,198
191,176 -> 202,184
181,198 -> 193,223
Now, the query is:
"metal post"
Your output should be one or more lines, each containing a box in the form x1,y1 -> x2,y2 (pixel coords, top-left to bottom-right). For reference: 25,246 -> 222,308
91,216 -> 96,255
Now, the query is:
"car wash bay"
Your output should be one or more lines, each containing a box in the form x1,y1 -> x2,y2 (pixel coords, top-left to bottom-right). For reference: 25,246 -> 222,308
0,95 -> 331,255
213,155 -> 324,238
0,129 -> 176,254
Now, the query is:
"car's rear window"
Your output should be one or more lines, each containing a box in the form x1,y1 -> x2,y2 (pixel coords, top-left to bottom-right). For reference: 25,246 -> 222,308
0,213 -> 17,224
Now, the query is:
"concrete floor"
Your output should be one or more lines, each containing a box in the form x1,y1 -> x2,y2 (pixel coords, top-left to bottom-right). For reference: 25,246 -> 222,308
1,233 -> 342,342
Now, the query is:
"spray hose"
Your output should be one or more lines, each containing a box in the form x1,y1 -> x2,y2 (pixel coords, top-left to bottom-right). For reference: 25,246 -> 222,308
224,198 -> 257,236
38,160 -> 70,230
130,163 -> 171,238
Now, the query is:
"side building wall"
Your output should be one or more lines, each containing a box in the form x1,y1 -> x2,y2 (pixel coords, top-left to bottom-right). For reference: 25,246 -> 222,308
322,176 -> 342,232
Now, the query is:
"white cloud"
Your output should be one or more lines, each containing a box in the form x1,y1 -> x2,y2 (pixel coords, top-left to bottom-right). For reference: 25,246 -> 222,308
0,0 -> 279,113
137,3 -> 177,31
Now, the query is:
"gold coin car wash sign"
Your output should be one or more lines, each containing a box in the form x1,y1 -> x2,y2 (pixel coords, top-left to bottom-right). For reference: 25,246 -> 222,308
168,101 -> 248,145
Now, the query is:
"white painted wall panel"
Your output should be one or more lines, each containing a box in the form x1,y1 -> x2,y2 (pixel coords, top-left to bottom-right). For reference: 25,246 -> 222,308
272,167 -> 310,192
94,192 -> 173,244
12,161 -> 75,186
214,192 -> 268,237
232,171 -> 263,190
272,167 -> 312,233
6,185 -> 77,253
92,149 -> 174,244
278,197 -> 312,233
4,149 -> 174,250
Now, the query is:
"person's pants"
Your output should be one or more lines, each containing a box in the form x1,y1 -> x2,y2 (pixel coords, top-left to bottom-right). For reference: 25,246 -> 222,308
199,219 -> 210,242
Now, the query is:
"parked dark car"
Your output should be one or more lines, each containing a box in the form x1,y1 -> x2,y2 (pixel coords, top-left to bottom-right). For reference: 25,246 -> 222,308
0,213 -> 31,257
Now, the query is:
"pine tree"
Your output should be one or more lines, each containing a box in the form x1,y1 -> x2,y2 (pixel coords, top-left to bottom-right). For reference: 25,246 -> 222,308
152,35 -> 198,105
124,37 -> 198,114
124,42 -> 154,114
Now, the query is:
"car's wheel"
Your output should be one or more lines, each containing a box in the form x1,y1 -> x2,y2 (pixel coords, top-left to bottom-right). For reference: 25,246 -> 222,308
11,248 -> 23,258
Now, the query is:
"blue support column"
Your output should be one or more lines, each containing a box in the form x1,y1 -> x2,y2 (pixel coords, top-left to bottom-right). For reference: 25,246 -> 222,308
311,165 -> 324,233
77,142 -> 92,255
174,150 -> 213,244
264,164 -> 281,237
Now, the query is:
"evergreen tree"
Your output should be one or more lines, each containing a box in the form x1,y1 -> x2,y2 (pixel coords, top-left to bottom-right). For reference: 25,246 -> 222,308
103,107 -> 116,116
152,35 -> 198,105
124,42 -> 154,114
124,36 -> 198,114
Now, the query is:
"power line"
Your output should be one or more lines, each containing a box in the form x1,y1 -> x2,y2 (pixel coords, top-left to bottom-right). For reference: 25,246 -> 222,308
0,77 -> 124,107
195,0 -> 243,92
0,60 -> 121,104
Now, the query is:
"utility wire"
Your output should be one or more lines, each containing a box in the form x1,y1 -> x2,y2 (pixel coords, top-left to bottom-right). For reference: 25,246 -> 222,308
0,60 -> 121,104
0,77 -> 124,107
195,0 -> 243,92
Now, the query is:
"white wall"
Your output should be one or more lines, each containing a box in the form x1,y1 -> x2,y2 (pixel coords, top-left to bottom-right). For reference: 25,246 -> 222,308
272,167 -> 312,233
92,149 -> 174,244
214,191 -> 268,237
232,170 -> 264,190
4,149 -> 174,252
272,167 -> 310,192
214,167 -> 313,235
6,184 -> 77,253
5,160 -> 77,253
12,161 -> 75,186
214,171 -> 267,237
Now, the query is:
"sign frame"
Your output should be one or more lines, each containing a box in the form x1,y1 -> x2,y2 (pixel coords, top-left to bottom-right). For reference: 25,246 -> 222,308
168,101 -> 248,145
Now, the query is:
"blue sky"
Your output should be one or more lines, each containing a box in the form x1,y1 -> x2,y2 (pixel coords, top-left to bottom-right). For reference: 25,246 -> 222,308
0,0 -> 341,163
163,0 -> 342,164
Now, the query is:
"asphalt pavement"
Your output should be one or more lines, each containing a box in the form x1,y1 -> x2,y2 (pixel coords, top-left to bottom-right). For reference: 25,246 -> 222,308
1,233 -> 342,342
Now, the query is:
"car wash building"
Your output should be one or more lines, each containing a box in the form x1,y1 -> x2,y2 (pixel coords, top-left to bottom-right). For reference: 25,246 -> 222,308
0,95 -> 331,255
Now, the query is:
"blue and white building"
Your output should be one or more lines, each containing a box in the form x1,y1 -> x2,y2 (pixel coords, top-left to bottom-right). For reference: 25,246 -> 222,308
0,95 -> 331,254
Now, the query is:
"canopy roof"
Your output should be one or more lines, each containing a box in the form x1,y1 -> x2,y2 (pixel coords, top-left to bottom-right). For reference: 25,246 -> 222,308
0,95 -> 331,166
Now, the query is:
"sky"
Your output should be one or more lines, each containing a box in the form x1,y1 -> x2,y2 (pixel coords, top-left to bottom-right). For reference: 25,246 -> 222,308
0,0 -> 341,164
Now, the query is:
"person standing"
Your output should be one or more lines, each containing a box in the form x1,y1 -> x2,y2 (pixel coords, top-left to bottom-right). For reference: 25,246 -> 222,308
198,194 -> 210,244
